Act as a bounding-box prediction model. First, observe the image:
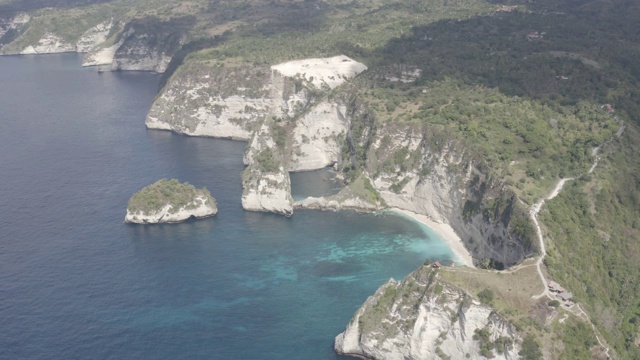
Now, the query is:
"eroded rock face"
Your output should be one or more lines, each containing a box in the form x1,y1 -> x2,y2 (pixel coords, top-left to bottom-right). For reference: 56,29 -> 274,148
21,32 -> 75,54
147,56 -> 367,216
146,56 -> 367,141
289,101 -> 348,172
146,65 -> 276,140
125,195 -> 217,224
82,40 -> 121,67
361,124 -> 534,267
241,121 -> 293,216
334,265 -> 521,360
111,24 -> 178,72
76,20 -> 113,53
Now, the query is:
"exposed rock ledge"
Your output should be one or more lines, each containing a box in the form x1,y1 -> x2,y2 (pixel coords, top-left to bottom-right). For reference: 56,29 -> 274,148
125,195 -> 217,224
334,265 -> 521,360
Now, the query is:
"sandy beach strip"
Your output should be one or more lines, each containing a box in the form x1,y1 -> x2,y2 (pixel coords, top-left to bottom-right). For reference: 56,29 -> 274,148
389,208 -> 475,268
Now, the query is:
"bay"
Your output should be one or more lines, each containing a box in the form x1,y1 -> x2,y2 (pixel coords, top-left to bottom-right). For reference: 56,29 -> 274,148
0,54 -> 456,359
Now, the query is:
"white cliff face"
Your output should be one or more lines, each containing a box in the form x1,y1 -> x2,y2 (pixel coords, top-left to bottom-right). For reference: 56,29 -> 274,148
110,20 -> 186,73
147,56 -> 367,216
82,40 -> 121,67
76,20 -> 113,53
10,19 -> 111,56
335,266 -> 521,360
362,125 -> 532,267
146,66 -> 277,140
147,56 -> 366,142
369,130 -> 465,224
289,101 -> 348,172
125,195 -> 217,224
241,121 -> 293,216
113,51 -> 172,72
241,170 -> 293,216
21,32 -> 75,54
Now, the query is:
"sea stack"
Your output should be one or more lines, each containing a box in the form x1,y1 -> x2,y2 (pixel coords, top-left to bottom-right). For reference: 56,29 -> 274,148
125,179 -> 217,224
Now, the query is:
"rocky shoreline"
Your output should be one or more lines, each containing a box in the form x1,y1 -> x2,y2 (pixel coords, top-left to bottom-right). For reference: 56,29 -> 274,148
125,195 -> 217,224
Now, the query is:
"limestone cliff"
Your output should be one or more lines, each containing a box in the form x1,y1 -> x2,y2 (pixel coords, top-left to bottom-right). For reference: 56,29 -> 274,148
111,17 -> 187,73
335,265 -> 521,359
125,179 -> 217,224
146,64 -> 278,140
147,56 -> 365,140
147,56 -> 367,216
125,194 -> 217,224
241,121 -> 293,216
288,101 -> 348,172
0,14 -> 186,72
360,124 -> 535,268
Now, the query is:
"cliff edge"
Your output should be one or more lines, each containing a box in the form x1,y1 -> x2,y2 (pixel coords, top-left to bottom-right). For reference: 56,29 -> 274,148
335,265 -> 521,360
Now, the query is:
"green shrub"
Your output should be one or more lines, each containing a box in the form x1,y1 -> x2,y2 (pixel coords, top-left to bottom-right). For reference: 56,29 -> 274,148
478,289 -> 494,304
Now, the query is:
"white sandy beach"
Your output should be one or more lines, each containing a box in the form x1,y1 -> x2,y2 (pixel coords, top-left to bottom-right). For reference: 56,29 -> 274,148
390,208 -> 475,268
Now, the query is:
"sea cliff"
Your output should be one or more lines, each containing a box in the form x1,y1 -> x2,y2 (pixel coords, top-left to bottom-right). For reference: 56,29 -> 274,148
334,265 -> 521,359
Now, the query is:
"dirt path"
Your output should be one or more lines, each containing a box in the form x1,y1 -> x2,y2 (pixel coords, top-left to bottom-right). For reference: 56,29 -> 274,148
530,178 -> 573,300
526,121 -> 626,357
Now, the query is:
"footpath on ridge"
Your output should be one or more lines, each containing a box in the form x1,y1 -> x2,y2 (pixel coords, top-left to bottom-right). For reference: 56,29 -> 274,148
528,122 -> 625,359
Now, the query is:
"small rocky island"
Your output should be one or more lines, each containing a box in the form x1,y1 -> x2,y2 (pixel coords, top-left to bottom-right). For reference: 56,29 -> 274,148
125,179 -> 217,224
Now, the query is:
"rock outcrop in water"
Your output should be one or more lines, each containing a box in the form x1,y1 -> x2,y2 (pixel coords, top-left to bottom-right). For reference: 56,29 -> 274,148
147,56 -> 367,215
145,54 -> 533,267
125,179 -> 217,224
241,121 -> 294,216
334,265 -> 521,359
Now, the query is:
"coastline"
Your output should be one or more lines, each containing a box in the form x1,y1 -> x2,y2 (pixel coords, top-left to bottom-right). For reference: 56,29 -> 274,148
389,208 -> 475,268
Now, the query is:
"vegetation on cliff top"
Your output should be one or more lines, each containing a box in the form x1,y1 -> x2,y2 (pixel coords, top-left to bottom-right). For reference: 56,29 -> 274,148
6,0 -> 640,357
127,178 -> 215,215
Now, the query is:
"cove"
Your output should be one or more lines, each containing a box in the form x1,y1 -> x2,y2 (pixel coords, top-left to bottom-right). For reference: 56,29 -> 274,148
0,53 -> 457,359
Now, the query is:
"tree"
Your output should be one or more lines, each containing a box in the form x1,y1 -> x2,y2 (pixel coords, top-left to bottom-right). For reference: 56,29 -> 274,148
519,335 -> 542,360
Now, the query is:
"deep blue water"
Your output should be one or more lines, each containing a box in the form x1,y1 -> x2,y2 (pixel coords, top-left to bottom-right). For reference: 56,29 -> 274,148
0,54 -> 456,360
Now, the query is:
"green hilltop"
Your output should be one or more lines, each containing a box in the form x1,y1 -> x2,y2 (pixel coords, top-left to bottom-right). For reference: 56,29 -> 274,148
127,178 -> 215,215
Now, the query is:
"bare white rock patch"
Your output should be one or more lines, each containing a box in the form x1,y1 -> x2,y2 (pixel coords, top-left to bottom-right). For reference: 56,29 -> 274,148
271,55 -> 367,89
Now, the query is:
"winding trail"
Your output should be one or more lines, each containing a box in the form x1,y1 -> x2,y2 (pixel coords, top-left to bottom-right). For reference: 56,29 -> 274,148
530,178 -> 573,300
527,122 -> 626,358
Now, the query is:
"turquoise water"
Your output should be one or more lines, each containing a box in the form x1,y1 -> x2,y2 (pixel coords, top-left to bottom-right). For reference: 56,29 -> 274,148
0,54 -> 457,359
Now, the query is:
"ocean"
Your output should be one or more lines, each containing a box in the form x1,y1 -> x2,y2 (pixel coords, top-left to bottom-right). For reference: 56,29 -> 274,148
0,53 -> 456,359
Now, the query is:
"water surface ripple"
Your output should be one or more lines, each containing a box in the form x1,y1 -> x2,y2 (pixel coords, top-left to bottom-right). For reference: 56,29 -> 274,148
0,54 -> 456,360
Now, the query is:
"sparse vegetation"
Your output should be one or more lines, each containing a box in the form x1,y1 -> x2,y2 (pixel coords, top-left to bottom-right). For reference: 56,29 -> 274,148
478,289 -> 494,305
